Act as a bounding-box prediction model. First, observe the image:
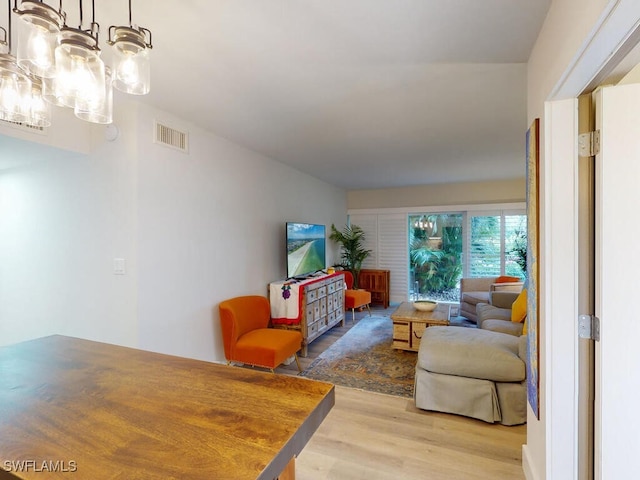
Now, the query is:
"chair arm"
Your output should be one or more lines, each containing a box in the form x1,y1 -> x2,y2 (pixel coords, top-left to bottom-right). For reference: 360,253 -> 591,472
481,319 -> 524,337
460,277 -> 498,299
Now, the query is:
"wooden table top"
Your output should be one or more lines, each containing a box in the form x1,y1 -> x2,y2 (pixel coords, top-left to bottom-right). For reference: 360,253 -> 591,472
390,302 -> 451,325
0,335 -> 334,480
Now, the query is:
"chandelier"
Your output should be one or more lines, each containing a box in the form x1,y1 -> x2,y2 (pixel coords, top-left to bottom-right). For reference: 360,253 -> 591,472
0,0 -> 152,127
414,215 -> 434,232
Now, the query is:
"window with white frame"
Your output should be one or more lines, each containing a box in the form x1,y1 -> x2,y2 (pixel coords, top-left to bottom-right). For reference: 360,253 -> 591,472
349,204 -> 526,303
466,211 -> 527,279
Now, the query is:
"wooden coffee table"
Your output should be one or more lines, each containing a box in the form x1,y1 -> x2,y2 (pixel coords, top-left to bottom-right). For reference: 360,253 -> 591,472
391,302 -> 451,351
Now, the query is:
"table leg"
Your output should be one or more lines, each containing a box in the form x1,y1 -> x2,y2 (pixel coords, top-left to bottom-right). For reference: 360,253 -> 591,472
277,457 -> 295,480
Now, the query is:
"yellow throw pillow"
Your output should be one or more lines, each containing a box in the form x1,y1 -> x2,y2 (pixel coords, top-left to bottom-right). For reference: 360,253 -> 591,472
522,317 -> 527,335
511,288 -> 528,323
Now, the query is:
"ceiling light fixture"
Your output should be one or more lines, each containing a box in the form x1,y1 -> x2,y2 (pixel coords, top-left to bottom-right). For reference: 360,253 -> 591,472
14,0 -> 64,78
0,2 -> 36,124
0,0 -> 153,128
108,0 -> 152,95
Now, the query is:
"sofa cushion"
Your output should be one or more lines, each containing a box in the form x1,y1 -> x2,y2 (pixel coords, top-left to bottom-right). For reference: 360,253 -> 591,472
418,327 -> 525,383
490,291 -> 520,309
518,334 -> 527,362
477,303 -> 511,323
461,291 -> 490,306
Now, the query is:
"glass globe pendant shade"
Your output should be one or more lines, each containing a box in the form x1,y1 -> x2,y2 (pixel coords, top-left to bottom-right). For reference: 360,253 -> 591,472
14,1 -> 64,78
75,66 -> 112,124
41,75 -> 64,106
0,54 -> 33,123
109,26 -> 150,95
54,28 -> 105,110
28,77 -> 51,127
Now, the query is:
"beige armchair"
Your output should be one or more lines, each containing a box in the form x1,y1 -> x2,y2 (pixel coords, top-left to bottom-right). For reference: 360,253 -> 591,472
459,276 -> 523,323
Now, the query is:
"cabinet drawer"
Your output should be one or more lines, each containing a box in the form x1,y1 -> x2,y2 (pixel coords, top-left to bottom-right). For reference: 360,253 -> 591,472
411,322 -> 427,350
317,318 -> 328,334
317,286 -> 327,298
392,321 -> 410,349
308,321 -> 319,337
327,281 -> 336,293
325,292 -> 333,312
371,292 -> 385,303
306,289 -> 318,302
305,303 -> 314,320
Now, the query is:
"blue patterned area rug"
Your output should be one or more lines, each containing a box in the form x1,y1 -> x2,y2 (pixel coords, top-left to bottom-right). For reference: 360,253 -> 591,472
299,315 -> 417,398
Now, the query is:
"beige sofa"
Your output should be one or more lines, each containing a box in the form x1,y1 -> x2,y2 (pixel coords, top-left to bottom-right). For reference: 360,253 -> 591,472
414,326 -> 527,425
476,290 -> 524,336
459,276 -> 523,323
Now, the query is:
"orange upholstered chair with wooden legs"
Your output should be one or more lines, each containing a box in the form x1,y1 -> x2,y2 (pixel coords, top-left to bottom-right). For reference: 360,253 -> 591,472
219,295 -> 302,373
343,271 -> 372,323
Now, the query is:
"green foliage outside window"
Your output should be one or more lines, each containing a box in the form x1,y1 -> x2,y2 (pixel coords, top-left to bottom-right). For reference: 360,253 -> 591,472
410,214 -> 463,295
409,213 -> 526,299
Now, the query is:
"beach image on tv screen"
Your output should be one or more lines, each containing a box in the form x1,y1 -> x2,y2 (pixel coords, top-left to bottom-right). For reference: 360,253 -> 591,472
287,223 -> 326,277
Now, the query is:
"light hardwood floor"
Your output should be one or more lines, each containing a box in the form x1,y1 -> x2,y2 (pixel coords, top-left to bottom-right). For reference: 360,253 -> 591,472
295,386 -> 525,480
274,306 -> 526,479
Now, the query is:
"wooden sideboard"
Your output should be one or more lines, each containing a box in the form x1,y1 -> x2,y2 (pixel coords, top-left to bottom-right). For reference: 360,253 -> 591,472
270,273 -> 345,356
358,269 -> 390,308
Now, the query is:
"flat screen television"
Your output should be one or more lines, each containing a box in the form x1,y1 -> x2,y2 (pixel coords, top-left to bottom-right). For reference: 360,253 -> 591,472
286,222 -> 326,279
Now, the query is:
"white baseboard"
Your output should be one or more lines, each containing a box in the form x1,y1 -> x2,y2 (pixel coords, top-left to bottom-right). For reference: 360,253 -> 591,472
522,444 -> 542,480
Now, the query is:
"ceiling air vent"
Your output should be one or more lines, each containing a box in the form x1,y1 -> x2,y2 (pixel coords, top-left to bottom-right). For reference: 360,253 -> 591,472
0,118 -> 47,135
154,121 -> 188,153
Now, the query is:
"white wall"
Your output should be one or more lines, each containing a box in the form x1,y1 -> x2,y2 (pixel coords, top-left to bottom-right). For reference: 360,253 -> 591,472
0,102 -> 347,364
0,108 -> 139,348
134,104 -> 346,361
347,178 -> 525,210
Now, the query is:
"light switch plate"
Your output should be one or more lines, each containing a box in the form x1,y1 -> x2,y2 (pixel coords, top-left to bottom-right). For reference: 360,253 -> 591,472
113,258 -> 126,275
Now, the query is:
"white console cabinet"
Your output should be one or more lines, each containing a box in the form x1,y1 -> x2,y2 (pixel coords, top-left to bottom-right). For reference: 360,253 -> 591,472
269,273 -> 345,356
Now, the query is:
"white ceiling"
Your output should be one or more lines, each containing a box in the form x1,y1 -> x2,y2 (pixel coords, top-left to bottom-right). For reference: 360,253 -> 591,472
7,1 -> 553,189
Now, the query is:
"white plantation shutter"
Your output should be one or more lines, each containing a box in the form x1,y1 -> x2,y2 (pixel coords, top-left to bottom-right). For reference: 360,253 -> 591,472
377,214 -> 409,302
504,213 -> 527,277
466,210 -> 526,277
467,213 -> 502,277
348,214 -> 378,268
349,213 -> 408,303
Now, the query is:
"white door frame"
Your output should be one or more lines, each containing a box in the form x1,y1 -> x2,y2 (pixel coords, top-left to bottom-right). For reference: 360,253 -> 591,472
530,1 -> 640,479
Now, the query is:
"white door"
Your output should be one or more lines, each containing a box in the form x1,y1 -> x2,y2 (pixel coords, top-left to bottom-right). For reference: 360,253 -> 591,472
594,82 -> 640,479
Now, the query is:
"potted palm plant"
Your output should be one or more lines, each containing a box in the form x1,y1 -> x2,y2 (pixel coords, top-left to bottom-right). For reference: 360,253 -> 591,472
329,223 -> 372,289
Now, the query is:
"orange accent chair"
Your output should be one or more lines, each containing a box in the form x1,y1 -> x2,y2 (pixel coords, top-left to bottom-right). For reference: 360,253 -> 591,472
219,295 -> 302,373
343,270 -> 372,323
